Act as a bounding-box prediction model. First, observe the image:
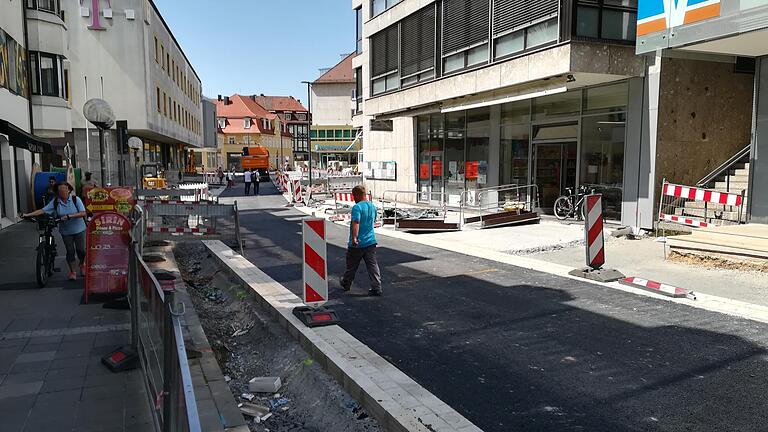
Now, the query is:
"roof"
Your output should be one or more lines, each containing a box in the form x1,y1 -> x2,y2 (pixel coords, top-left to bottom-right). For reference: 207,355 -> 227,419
215,94 -> 284,135
314,53 -> 355,84
251,95 -> 307,113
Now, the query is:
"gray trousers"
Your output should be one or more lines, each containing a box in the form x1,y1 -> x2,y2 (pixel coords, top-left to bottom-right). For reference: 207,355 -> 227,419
341,245 -> 381,291
61,230 -> 86,263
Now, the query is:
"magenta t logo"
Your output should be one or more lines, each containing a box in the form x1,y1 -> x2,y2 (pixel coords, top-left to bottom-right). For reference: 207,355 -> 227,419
81,0 -> 111,30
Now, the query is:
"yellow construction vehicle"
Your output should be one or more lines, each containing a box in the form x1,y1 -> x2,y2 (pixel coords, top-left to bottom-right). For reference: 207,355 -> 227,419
141,163 -> 167,189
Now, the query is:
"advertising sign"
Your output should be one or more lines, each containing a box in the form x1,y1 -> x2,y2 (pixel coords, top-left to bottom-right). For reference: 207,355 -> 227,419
465,161 -> 479,180
420,163 -> 430,180
85,187 -> 136,215
85,212 -> 131,303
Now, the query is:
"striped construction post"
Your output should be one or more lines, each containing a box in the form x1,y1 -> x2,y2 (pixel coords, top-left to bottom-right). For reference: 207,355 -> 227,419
302,218 -> 328,307
584,194 -> 605,269
619,277 -> 696,300
294,180 -> 304,205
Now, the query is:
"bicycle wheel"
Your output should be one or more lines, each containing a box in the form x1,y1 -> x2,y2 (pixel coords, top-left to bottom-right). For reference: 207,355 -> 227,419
36,245 -> 48,288
553,196 -> 573,220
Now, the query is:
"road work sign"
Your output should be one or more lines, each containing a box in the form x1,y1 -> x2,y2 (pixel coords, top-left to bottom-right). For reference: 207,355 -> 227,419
302,218 -> 328,307
584,194 -> 605,269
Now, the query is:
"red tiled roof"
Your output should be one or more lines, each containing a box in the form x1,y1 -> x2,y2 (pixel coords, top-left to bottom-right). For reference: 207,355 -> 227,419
314,53 -> 355,84
215,94 -> 276,120
251,95 -> 307,113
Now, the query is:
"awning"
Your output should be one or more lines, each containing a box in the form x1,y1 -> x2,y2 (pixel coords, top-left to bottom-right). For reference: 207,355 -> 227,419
0,119 -> 53,154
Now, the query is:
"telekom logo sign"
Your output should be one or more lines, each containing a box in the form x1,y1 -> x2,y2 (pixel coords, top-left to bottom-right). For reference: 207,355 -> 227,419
81,0 -> 112,30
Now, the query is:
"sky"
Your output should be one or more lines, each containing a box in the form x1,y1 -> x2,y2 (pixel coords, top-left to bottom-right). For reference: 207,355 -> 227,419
156,0 -> 355,106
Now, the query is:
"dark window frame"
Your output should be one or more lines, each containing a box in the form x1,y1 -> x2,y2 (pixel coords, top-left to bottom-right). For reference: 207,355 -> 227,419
572,0 -> 638,43
355,7 -> 363,55
371,0 -> 402,18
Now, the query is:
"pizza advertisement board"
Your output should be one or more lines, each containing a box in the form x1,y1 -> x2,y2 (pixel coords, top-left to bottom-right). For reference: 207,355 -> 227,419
85,212 -> 131,303
84,187 -> 136,215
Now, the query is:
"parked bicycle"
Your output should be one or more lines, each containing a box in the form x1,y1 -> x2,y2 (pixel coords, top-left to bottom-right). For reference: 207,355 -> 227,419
553,185 -> 595,221
23,214 -> 60,287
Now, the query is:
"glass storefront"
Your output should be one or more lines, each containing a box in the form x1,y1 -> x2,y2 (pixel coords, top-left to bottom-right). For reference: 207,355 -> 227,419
416,81 -> 628,218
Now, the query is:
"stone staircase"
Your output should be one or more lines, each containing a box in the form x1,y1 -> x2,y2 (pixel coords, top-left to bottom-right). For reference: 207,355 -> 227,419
679,161 -> 749,223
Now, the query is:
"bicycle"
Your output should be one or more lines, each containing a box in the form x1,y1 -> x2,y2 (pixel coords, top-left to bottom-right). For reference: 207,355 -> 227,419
23,214 -> 61,288
553,185 -> 595,221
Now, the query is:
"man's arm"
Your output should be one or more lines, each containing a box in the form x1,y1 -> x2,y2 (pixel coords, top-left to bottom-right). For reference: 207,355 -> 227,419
351,221 -> 360,246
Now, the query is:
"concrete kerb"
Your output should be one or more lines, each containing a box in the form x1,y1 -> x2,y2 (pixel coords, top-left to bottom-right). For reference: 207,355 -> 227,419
287,195 -> 768,326
203,240 -> 483,432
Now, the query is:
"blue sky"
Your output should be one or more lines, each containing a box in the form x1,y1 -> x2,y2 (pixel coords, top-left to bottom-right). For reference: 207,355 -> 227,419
157,0 -> 355,105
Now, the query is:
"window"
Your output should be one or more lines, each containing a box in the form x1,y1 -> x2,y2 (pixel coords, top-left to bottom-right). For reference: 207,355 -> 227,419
354,67 -> 363,113
401,5 -> 435,86
318,130 -> 326,139
166,53 -> 170,76
154,36 -> 159,63
371,24 -> 399,95
244,118 -> 251,129
335,130 -> 343,138
493,18 -> 558,59
343,129 -> 352,138
285,113 -> 292,121
229,137 -> 235,145
296,113 -> 307,121
163,92 -> 167,116
161,45 -> 165,70
371,0 -> 401,16
173,100 -> 177,121
575,0 -> 637,41
442,0 -> 489,73
356,7 -> 363,54
29,52 -> 65,97
27,0 -> 60,14
157,87 -> 161,112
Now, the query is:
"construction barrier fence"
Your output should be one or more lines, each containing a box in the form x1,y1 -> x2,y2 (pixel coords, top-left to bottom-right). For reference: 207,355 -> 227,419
658,179 -> 746,229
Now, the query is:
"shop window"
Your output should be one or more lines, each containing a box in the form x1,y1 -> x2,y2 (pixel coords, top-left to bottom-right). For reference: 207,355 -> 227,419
532,90 -> 581,120
501,99 -> 531,124
500,124 -> 530,187
343,129 -> 352,138
335,130 -> 343,139
580,112 -> 626,219
583,82 -> 629,114
466,107 -> 490,190
575,0 -> 637,42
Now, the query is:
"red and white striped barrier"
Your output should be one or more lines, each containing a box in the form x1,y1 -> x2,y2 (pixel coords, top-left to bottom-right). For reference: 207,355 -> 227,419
302,218 -> 328,306
660,214 -> 709,228
335,192 -> 372,206
146,227 -> 213,234
584,194 -> 605,269
619,277 -> 696,299
663,182 -> 743,207
292,180 -> 304,205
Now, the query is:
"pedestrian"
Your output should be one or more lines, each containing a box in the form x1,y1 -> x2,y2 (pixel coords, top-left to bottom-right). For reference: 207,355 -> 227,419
23,182 -> 87,281
217,166 -> 224,185
253,169 -> 260,196
228,168 -> 236,188
81,171 -> 97,192
244,168 -> 252,195
44,176 -> 57,205
340,185 -> 382,296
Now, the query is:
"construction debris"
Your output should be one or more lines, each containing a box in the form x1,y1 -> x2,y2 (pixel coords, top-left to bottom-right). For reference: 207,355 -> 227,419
239,402 -> 270,418
249,376 -> 282,393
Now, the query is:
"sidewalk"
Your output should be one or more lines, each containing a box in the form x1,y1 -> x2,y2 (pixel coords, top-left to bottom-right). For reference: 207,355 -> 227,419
0,222 -> 152,432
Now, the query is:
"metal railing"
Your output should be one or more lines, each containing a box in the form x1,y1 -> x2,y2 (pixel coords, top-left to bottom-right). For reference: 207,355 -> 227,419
697,145 -> 750,189
381,190 -> 455,231
458,184 -> 540,228
658,179 -> 746,228
129,208 -> 201,432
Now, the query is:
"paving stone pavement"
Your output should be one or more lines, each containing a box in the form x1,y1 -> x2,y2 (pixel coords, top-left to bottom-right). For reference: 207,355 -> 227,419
0,222 -> 154,432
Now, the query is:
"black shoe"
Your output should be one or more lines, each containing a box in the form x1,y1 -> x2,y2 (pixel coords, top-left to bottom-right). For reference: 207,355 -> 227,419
368,289 -> 382,296
340,280 -> 351,291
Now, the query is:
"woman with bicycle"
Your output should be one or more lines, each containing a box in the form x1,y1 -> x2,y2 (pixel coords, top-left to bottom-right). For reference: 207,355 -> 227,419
23,182 -> 87,281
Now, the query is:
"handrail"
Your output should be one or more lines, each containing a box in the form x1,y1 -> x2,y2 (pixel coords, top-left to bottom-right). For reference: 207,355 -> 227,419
381,190 -> 452,230
696,145 -> 750,187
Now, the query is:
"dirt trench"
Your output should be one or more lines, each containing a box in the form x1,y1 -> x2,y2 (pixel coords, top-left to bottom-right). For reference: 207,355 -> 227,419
175,243 -> 382,432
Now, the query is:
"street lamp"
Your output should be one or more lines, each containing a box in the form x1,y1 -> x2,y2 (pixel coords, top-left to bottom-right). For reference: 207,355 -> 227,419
128,136 -> 143,191
83,98 -> 115,186
301,80 -> 313,188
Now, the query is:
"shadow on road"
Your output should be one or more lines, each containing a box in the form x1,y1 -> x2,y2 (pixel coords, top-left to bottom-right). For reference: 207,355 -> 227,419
229,182 -> 768,432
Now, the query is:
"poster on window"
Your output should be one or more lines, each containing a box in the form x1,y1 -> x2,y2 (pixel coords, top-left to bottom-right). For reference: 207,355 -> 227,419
465,161 -> 479,180
432,160 -> 442,177
420,163 -> 429,180
362,161 -> 397,180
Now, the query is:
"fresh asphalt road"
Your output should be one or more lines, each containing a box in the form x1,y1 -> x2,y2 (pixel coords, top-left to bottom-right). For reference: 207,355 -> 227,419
223,182 -> 768,432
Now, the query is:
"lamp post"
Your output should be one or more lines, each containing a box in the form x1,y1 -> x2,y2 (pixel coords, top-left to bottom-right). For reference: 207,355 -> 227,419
128,137 -> 143,191
301,80 -> 313,187
83,98 -> 115,186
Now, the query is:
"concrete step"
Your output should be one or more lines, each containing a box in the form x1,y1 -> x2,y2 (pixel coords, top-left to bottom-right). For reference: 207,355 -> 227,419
667,223 -> 768,260
678,208 -> 744,222
714,181 -> 749,192
684,200 -> 747,210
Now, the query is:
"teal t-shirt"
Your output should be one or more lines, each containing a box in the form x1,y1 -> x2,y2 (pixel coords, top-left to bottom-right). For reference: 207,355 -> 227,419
349,201 -> 377,248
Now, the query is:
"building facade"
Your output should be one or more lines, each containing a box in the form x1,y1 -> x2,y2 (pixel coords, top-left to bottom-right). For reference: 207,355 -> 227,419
252,95 -> 310,162
53,0 -> 204,186
353,0 -> 760,228
636,0 -> 768,224
311,53 -> 361,168
1,0 -> 51,228
215,94 -> 293,170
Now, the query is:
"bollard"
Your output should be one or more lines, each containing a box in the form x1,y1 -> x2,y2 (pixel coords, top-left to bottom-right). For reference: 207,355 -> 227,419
568,194 -> 624,282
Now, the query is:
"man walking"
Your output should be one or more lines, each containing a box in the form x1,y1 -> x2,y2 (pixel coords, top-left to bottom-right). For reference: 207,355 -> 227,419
253,170 -> 260,195
341,185 -> 382,296
244,168 -> 252,195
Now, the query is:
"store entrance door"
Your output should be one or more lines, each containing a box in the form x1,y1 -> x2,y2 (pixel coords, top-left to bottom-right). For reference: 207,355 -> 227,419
532,141 -> 577,211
